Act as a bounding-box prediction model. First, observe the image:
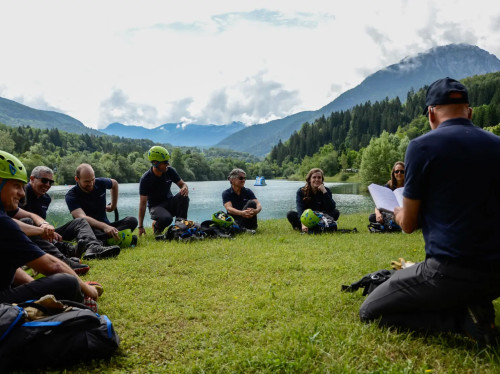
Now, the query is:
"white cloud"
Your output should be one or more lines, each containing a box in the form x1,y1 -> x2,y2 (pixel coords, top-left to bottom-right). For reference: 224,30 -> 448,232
0,0 -> 498,129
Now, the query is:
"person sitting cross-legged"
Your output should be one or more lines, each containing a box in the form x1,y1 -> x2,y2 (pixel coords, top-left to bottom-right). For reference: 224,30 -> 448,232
222,168 -> 262,230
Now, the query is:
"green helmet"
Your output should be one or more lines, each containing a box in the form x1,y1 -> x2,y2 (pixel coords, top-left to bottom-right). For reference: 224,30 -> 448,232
148,146 -> 170,163
212,211 -> 235,228
300,209 -> 320,228
0,151 -> 28,183
107,229 -> 133,248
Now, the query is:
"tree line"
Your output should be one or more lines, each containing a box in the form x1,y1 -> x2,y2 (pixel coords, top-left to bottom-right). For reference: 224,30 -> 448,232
0,124 -> 262,185
264,71 -> 500,183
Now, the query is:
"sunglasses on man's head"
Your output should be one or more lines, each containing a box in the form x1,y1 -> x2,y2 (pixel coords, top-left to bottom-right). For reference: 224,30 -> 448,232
237,176 -> 246,181
35,176 -> 55,185
394,170 -> 405,175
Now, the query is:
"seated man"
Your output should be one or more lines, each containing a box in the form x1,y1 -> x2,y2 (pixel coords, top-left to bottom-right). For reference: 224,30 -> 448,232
138,146 -> 189,236
65,163 -> 137,243
21,166 -> 120,261
359,78 -> 500,347
0,151 -> 98,304
222,168 -> 262,230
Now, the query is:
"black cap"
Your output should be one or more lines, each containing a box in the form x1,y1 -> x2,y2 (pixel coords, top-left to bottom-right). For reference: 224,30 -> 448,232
423,77 -> 469,115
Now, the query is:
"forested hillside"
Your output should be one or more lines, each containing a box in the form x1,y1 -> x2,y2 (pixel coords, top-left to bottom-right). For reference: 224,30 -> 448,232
268,72 -> 500,169
0,125 -> 260,184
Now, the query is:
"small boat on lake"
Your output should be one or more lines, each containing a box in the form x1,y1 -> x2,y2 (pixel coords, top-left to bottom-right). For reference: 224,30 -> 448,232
254,176 -> 267,186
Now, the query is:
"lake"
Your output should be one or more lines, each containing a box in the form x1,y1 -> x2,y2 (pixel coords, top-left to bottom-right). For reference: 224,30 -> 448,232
45,180 -> 374,226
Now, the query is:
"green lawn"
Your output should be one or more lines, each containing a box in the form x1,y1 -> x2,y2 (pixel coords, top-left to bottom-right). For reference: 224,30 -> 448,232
46,214 -> 500,373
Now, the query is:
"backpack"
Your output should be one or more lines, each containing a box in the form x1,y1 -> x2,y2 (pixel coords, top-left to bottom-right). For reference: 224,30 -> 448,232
368,212 -> 401,233
156,219 -> 207,242
341,269 -> 395,296
200,220 -> 234,239
0,296 -> 120,371
308,212 -> 338,234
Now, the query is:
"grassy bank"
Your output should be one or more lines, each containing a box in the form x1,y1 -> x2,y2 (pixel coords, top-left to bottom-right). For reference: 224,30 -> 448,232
46,214 -> 500,373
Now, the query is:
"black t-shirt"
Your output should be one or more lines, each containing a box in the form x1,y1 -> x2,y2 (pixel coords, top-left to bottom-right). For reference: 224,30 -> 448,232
222,187 -> 257,211
23,183 -> 51,219
139,167 -> 181,208
0,210 -> 45,291
65,178 -> 112,223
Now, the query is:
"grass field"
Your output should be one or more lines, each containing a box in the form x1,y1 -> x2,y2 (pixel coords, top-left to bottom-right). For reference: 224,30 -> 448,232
38,214 -> 500,373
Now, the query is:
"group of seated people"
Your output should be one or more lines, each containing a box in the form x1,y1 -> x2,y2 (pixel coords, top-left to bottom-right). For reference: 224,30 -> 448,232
0,145 -> 269,311
3,77 -> 499,354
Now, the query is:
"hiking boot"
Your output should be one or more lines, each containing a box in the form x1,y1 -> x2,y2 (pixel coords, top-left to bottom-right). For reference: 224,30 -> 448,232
153,220 -> 163,236
462,302 -> 500,347
82,243 -> 121,260
63,257 -> 90,275
57,240 -> 87,258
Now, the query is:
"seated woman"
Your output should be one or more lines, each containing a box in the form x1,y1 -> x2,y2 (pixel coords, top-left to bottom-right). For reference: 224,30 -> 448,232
368,161 -> 405,224
287,168 -> 339,233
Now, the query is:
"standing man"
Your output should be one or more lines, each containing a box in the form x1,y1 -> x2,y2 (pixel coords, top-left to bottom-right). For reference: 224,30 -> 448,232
359,78 -> 500,346
65,163 -> 138,243
138,146 -> 189,236
22,166 -> 120,261
222,168 -> 262,230
0,151 -> 98,304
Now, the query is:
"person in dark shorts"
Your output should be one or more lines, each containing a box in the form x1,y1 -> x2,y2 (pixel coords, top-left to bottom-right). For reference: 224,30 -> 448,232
138,146 -> 189,236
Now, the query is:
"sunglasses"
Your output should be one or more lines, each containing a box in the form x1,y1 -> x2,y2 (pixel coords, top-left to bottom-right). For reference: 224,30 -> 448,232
36,176 -> 55,185
394,170 -> 405,175
238,176 -> 246,181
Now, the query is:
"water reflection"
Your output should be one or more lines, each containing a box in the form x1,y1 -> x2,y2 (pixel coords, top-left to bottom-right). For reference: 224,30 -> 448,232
46,180 -> 374,227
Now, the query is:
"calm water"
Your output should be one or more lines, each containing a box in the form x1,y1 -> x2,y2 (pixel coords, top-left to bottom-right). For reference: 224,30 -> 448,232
46,180 -> 374,226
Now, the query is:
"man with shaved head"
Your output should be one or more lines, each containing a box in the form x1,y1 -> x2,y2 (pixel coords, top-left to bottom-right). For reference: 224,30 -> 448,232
65,163 -> 137,246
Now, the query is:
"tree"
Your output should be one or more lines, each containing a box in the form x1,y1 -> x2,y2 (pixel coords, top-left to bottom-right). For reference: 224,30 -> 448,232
359,132 -> 402,185
0,130 -> 15,152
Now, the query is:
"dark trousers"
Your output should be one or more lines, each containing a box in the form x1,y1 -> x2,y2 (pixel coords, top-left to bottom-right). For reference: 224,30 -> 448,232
359,257 -> 500,333
56,217 -> 101,243
93,216 -> 139,242
0,273 -> 83,304
150,194 -> 190,232
234,201 -> 258,230
19,218 -> 68,261
287,209 -> 340,230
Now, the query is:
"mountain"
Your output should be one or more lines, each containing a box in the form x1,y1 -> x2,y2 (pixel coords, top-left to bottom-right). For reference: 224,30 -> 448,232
0,97 -> 101,135
216,44 -> 500,156
101,121 -> 245,147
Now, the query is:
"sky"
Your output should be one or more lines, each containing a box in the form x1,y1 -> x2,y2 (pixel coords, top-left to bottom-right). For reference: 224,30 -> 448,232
0,0 -> 499,130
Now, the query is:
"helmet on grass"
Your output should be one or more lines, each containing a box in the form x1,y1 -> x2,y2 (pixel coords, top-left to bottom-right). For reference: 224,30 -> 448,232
300,209 -> 320,228
212,211 -> 235,228
0,151 -> 28,183
148,146 -> 170,163
107,229 -> 134,248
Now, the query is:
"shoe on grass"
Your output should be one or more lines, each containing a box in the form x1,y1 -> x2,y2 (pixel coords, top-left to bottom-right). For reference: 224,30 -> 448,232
63,257 -> 90,275
462,302 -> 500,348
84,296 -> 98,313
83,243 -> 120,260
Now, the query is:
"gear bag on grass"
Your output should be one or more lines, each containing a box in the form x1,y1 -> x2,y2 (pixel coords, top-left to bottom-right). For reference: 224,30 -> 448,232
341,269 -> 395,296
0,296 -> 119,371
308,212 -> 338,234
156,219 -> 206,242
368,212 -> 401,233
